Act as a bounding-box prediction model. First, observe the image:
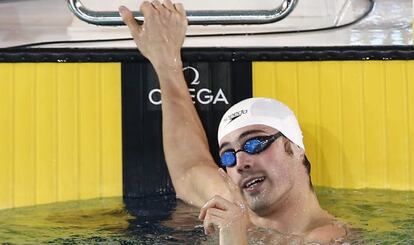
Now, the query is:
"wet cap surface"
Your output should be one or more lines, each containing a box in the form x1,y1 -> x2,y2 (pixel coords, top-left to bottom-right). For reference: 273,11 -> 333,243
218,97 -> 305,150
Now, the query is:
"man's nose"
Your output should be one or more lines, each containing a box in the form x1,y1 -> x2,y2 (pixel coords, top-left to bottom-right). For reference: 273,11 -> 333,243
235,151 -> 253,173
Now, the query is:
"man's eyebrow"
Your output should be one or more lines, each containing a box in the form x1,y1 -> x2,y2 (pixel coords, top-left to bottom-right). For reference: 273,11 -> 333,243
219,142 -> 230,152
219,129 -> 267,152
238,129 -> 267,140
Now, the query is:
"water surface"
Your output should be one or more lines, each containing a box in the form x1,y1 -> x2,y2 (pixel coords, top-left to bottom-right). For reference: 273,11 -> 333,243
0,188 -> 413,244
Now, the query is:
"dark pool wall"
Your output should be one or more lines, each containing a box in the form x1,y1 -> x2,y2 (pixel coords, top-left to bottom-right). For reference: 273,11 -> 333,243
121,62 -> 252,198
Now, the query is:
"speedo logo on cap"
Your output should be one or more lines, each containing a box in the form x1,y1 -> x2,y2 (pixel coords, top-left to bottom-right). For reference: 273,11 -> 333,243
222,109 -> 248,125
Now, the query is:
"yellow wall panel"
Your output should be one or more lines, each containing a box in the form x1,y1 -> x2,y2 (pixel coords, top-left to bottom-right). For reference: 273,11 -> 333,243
100,65 -> 123,197
14,64 -> 37,207
384,61 -> 410,189
0,63 -> 122,210
253,60 -> 414,190
341,62 -> 365,188
0,64 -> 14,209
362,62 -> 388,188
78,64 -> 101,199
57,64 -> 80,201
252,62 -> 277,99
296,62 -> 321,185
319,62 -> 342,188
407,62 -> 414,190
273,63 -> 299,112
36,63 -> 58,205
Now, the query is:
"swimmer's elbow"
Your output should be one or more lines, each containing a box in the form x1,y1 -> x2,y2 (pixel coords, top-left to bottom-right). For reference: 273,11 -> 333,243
171,163 -> 227,207
173,179 -> 205,208
170,165 -> 203,206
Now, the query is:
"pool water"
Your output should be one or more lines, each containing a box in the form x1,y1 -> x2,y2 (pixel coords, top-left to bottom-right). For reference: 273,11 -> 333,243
0,188 -> 413,244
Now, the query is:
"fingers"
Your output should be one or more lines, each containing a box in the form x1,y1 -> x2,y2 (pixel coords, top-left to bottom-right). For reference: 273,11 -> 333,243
140,1 -> 153,14
202,208 -> 226,235
119,6 -> 138,28
119,6 -> 142,39
140,0 -> 184,15
163,0 -> 175,11
199,194 -> 250,237
174,3 -> 186,16
120,1 -> 185,34
199,195 -> 232,220
151,0 -> 163,10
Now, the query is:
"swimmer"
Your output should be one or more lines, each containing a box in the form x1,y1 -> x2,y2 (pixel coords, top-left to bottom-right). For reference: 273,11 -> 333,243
119,1 -> 347,243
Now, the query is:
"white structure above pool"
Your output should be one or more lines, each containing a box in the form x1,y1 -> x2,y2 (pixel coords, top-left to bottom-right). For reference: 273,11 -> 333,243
0,0 -> 411,48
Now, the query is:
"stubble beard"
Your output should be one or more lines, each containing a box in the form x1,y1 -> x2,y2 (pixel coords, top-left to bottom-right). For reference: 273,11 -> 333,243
244,191 -> 271,216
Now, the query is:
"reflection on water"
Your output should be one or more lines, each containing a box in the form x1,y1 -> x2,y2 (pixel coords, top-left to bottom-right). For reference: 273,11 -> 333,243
318,188 -> 414,244
0,188 -> 413,244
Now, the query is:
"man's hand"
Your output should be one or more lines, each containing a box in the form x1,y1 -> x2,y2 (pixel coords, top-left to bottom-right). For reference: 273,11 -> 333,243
119,0 -> 188,70
199,169 -> 249,245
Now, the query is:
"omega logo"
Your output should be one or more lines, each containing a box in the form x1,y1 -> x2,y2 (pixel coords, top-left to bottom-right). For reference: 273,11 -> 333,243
148,66 -> 229,106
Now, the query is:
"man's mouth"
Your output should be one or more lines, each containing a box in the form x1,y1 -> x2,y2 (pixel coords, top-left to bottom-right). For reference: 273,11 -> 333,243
242,176 -> 265,192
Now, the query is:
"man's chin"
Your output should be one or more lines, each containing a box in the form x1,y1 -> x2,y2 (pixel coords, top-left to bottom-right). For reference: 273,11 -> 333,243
251,205 -> 271,217
246,197 -> 270,216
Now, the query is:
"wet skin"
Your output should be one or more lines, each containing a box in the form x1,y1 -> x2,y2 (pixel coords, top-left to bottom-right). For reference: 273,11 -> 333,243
219,124 -> 307,216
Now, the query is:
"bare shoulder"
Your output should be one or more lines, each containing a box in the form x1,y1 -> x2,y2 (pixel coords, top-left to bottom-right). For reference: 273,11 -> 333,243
304,221 -> 347,244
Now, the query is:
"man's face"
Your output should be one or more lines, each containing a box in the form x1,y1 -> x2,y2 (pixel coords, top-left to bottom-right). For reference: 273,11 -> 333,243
219,125 -> 300,216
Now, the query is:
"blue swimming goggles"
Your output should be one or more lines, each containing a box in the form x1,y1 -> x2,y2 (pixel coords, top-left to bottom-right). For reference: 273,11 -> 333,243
219,132 -> 283,168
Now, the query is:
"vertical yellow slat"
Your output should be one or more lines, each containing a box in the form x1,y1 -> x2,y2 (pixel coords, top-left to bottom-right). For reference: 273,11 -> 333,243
363,62 -> 388,188
407,62 -> 414,190
273,62 -> 299,112
78,64 -> 101,199
341,62 -> 365,188
14,64 -> 36,207
57,64 -> 80,202
0,64 -> 14,209
36,64 -> 57,205
384,61 -> 410,189
253,62 -> 299,110
318,62 -> 342,188
252,62 -> 276,98
296,62 -> 320,183
100,63 -> 122,197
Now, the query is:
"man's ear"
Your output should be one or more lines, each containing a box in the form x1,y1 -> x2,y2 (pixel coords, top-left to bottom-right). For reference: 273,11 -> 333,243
283,138 -> 294,155
292,142 -> 305,159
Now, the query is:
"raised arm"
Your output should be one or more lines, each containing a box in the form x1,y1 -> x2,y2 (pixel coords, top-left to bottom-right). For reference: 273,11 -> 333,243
119,0 -> 230,207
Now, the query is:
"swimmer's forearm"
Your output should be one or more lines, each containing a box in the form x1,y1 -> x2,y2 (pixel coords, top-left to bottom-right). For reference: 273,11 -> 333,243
155,67 -> 219,200
156,67 -> 210,154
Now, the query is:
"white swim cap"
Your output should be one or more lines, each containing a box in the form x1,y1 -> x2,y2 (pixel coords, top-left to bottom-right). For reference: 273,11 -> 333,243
217,97 -> 305,150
